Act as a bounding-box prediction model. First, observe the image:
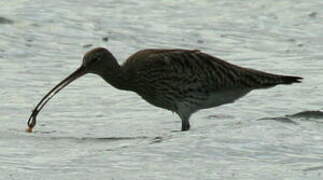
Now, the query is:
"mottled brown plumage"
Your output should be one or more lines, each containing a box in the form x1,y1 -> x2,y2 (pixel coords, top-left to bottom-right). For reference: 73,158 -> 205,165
27,47 -> 302,132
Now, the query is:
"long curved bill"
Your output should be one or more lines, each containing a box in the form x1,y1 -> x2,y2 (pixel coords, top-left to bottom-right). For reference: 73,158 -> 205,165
26,66 -> 87,132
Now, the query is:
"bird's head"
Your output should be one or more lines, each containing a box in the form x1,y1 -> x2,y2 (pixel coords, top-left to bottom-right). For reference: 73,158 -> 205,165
26,47 -> 118,132
82,47 -> 118,74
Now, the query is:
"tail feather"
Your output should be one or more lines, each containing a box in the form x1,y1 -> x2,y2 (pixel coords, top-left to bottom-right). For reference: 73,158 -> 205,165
258,74 -> 303,88
280,75 -> 303,84
241,68 -> 303,88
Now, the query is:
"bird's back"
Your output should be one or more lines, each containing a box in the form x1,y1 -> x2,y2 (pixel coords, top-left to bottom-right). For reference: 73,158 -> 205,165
121,49 -> 302,112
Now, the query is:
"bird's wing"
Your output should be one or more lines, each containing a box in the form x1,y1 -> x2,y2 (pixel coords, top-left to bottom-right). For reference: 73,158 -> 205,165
124,49 -> 301,91
124,49 -> 242,91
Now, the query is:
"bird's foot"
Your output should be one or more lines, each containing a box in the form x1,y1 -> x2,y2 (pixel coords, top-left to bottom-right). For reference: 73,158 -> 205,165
181,123 -> 190,131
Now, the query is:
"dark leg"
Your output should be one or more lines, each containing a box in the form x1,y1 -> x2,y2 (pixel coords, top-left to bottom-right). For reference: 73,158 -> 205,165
177,112 -> 191,131
181,118 -> 190,131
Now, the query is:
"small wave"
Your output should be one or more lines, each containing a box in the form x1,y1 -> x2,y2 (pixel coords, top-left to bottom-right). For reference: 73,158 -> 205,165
206,114 -> 235,119
0,17 -> 14,24
80,136 -> 150,141
150,136 -> 164,144
257,110 -> 323,124
46,136 -> 150,142
257,117 -> 298,124
287,110 -> 323,119
303,165 -> 323,172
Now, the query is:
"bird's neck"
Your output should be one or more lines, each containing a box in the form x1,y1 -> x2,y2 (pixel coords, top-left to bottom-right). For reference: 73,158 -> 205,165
98,65 -> 132,91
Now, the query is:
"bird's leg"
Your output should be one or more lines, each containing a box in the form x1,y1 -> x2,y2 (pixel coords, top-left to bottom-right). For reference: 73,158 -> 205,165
177,112 -> 191,131
181,117 -> 190,131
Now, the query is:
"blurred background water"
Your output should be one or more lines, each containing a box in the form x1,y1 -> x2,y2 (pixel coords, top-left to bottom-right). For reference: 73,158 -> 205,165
1,0 -> 323,179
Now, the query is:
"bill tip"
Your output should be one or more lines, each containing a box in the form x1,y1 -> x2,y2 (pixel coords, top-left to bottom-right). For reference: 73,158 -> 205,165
26,127 -> 33,133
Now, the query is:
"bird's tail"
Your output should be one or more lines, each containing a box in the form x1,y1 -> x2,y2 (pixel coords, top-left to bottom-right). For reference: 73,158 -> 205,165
241,69 -> 303,88
279,75 -> 303,84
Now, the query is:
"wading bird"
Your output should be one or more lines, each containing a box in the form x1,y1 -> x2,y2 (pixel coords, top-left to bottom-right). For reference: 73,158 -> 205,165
27,47 -> 302,132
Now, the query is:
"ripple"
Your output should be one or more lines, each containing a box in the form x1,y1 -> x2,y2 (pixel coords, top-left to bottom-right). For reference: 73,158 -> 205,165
26,134 -> 152,142
288,110 -> 323,119
0,17 -> 14,24
257,110 -> 323,125
303,165 -> 323,172
257,117 -> 298,125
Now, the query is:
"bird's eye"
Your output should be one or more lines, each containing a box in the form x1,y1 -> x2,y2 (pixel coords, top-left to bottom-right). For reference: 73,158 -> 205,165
92,57 -> 100,63
83,56 -> 100,67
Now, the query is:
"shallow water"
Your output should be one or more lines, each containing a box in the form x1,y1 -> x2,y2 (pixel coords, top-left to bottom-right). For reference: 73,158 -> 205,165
1,0 -> 323,179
